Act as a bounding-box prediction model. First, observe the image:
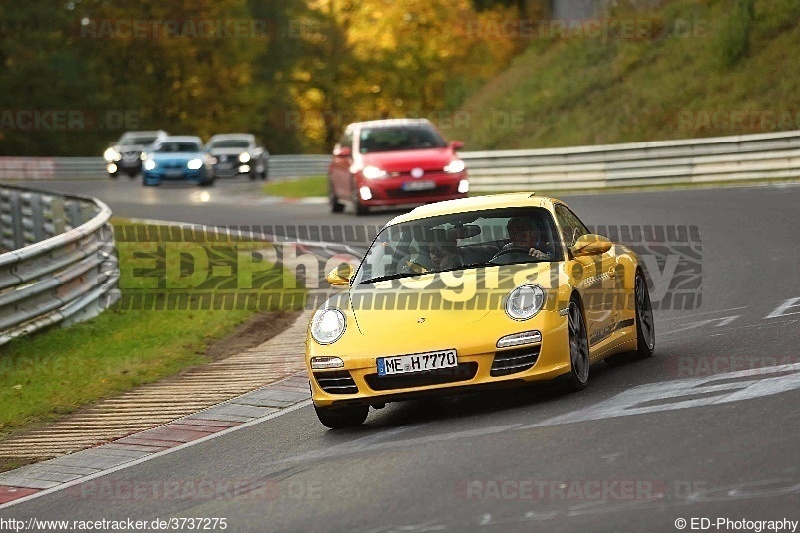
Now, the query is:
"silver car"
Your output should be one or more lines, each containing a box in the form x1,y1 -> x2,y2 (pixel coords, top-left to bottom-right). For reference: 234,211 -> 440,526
206,134 -> 269,180
103,130 -> 169,178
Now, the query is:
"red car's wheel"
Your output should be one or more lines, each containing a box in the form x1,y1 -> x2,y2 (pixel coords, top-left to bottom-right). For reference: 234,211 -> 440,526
329,182 -> 344,213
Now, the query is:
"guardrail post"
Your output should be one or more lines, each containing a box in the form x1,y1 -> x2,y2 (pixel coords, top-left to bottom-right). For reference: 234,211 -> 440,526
9,191 -> 24,251
66,200 -> 83,229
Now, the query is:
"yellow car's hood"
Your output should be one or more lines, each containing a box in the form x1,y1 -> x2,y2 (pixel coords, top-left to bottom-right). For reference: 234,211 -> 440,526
347,263 -> 557,338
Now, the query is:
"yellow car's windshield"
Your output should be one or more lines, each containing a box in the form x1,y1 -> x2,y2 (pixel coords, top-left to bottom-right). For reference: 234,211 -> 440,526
355,207 -> 564,285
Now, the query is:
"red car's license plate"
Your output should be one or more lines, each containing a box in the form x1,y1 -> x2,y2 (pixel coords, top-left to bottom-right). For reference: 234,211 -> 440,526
402,180 -> 436,191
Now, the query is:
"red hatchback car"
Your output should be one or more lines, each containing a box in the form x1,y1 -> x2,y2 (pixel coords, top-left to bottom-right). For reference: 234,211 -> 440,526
328,119 -> 469,215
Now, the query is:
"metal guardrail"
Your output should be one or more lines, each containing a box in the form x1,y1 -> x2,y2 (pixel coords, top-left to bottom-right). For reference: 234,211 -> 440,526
0,185 -> 119,346
1,130 -> 800,188
462,130 -> 800,191
0,155 -> 332,181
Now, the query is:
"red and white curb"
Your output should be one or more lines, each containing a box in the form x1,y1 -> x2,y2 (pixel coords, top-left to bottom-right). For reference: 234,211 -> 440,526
0,373 -> 311,508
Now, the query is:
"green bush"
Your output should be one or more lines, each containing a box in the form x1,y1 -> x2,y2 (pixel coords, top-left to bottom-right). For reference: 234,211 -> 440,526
718,0 -> 755,68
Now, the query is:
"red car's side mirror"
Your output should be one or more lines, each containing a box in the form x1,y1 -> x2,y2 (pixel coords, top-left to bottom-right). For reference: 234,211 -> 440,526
333,145 -> 352,157
450,141 -> 464,151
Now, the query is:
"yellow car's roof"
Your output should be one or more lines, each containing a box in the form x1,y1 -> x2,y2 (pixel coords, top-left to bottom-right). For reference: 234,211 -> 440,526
386,192 -> 562,225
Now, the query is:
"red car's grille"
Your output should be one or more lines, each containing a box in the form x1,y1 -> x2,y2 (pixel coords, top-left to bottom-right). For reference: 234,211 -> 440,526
385,185 -> 454,199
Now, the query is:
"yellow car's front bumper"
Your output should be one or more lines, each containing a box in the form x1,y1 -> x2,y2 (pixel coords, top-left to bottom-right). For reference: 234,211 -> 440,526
307,310 -> 572,408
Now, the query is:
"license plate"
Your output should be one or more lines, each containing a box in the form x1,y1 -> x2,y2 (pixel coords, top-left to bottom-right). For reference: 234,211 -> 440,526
165,169 -> 184,177
377,349 -> 458,376
402,180 -> 436,191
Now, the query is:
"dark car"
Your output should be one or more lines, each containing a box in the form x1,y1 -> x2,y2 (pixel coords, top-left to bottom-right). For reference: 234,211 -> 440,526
141,136 -> 215,187
328,119 -> 468,216
103,130 -> 168,178
206,133 -> 269,180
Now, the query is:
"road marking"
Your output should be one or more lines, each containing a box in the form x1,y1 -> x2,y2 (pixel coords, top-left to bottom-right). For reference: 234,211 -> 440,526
527,362 -> 800,428
661,315 -> 740,335
766,297 -> 800,319
656,306 -> 747,322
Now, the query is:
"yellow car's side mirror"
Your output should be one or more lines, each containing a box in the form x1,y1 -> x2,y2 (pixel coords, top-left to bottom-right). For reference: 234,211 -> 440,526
571,234 -> 613,257
326,263 -> 355,286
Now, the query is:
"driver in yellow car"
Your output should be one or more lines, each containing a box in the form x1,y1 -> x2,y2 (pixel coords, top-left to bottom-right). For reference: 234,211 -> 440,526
500,217 -> 552,260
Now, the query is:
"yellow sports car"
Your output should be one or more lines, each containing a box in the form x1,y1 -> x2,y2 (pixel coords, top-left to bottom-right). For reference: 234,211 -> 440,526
306,193 -> 655,428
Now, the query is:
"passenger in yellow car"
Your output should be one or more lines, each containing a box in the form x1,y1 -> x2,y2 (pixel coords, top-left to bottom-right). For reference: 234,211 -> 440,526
429,228 -> 462,270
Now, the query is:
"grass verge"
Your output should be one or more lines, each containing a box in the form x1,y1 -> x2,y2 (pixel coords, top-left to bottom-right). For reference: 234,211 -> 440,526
440,0 -> 800,149
256,175 -> 800,199
262,175 -> 327,198
0,220 -> 305,439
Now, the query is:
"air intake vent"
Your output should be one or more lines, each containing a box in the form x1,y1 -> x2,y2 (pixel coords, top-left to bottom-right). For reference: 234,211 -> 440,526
491,346 -> 540,377
314,371 -> 358,394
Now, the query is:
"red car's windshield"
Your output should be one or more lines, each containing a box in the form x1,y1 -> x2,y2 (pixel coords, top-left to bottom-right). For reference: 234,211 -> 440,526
359,126 -> 448,153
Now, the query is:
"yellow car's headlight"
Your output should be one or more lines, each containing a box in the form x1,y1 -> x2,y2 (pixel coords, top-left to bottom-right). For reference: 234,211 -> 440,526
505,284 -> 545,321
311,308 -> 346,345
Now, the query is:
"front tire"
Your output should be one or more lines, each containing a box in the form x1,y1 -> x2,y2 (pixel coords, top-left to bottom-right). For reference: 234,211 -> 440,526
314,404 -> 368,429
353,194 -> 369,216
563,296 -> 590,391
633,272 -> 655,358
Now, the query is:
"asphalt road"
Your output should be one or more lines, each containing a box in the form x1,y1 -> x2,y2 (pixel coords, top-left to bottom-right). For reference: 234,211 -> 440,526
2,178 -> 800,532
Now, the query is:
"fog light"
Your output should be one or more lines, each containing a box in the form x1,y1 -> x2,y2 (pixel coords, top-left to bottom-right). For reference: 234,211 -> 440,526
359,186 -> 372,201
239,164 -> 250,173
311,356 -> 345,369
107,163 -> 117,174
497,330 -> 542,348
458,179 -> 469,193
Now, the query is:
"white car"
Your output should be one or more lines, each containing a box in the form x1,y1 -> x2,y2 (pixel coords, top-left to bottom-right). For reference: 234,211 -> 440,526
206,134 -> 269,180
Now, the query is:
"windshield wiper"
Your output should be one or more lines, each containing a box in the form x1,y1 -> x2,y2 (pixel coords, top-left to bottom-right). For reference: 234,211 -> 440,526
360,272 -> 425,284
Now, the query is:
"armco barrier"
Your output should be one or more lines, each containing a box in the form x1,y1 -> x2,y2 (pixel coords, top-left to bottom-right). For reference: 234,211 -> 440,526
1,130 -> 799,188
0,185 -> 119,346
0,155 -> 332,181
462,130 -> 800,191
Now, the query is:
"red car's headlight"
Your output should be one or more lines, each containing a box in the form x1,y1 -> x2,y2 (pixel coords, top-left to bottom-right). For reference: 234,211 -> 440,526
362,165 -> 388,179
444,159 -> 465,173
